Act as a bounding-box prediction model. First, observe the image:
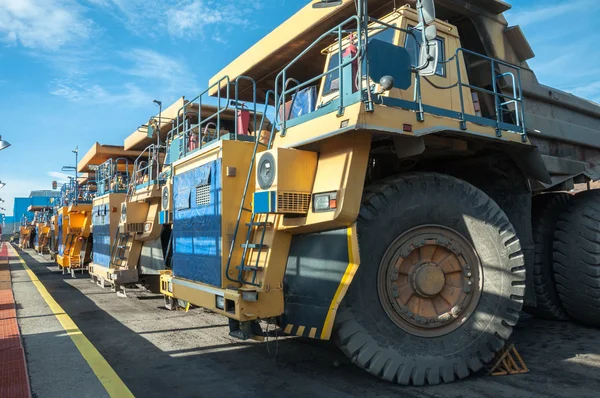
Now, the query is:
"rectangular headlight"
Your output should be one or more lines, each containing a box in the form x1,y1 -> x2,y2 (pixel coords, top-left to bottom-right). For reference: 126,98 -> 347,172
313,191 -> 338,212
216,295 -> 225,310
241,291 -> 258,302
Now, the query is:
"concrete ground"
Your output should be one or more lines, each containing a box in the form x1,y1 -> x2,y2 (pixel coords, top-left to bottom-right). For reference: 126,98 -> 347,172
11,248 -> 600,398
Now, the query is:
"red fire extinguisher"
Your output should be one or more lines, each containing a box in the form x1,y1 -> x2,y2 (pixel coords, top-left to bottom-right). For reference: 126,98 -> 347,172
188,133 -> 198,151
342,33 -> 358,93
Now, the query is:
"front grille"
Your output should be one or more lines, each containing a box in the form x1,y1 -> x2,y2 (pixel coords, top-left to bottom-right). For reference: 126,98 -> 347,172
277,192 -> 310,214
196,184 -> 211,206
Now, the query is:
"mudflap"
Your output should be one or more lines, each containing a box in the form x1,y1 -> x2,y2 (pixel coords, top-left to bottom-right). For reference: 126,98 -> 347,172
281,225 -> 359,340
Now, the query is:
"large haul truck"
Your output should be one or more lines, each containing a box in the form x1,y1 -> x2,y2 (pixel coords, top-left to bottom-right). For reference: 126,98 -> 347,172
85,144 -> 143,294
55,177 -> 95,277
160,0 -> 600,386
29,207 -> 53,254
103,99 -> 186,295
17,215 -> 33,249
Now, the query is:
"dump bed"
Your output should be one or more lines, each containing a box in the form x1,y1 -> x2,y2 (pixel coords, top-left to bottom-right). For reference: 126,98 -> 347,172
77,143 -> 143,173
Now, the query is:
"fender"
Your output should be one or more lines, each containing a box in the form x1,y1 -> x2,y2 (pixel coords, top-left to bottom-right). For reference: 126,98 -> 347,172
281,224 -> 359,340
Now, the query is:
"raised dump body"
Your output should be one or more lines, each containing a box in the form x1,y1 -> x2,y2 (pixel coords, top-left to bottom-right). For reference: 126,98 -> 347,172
161,0 -> 600,387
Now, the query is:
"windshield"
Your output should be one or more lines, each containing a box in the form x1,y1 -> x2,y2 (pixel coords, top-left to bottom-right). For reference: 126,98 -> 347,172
322,26 -> 397,96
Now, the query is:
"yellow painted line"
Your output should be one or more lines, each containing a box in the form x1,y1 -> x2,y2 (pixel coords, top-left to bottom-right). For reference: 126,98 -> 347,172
295,326 -> 305,337
284,324 -> 294,334
320,225 -> 360,340
13,249 -> 134,398
308,327 -> 317,339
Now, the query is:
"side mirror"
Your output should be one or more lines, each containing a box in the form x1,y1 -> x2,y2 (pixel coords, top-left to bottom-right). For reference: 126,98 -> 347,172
416,0 -> 440,76
418,40 -> 439,76
147,123 -> 154,138
52,180 -> 57,190
312,0 -> 343,8
419,0 -> 436,25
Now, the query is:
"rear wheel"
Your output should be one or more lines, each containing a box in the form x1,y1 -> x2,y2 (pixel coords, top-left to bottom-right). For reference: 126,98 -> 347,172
553,189 -> 600,326
335,173 -> 525,385
523,193 -> 570,320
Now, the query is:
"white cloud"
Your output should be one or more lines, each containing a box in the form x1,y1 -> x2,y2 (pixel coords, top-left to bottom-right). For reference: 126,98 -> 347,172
119,48 -> 199,91
50,79 -> 152,106
0,0 -> 93,50
47,171 -> 72,182
87,0 -> 253,42
567,81 -> 600,104
49,48 -> 197,106
506,0 -> 599,27
166,0 -> 226,38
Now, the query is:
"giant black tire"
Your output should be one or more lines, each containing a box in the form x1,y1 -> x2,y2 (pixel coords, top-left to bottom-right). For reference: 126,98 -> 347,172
523,193 -> 571,320
553,189 -> 600,326
334,173 -> 525,386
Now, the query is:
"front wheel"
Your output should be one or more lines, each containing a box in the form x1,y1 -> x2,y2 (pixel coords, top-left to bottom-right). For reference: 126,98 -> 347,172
335,173 -> 525,385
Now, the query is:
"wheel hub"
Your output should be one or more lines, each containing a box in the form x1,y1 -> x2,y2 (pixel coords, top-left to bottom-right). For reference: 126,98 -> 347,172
412,263 -> 446,297
377,225 -> 483,337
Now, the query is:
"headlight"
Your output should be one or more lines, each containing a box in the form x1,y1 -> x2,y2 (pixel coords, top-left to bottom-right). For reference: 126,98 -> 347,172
313,191 -> 338,212
215,295 -> 225,310
257,152 -> 275,190
162,186 -> 169,210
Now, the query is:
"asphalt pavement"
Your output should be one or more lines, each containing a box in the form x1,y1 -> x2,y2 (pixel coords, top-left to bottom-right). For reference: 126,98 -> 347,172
11,248 -> 600,398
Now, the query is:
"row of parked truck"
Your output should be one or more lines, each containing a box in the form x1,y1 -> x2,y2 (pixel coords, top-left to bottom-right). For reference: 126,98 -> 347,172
15,0 -> 600,386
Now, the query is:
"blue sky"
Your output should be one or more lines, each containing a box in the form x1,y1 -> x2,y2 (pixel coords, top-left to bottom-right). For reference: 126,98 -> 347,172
0,0 -> 598,216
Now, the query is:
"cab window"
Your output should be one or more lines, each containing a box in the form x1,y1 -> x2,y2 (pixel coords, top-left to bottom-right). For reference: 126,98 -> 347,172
323,26 -> 397,95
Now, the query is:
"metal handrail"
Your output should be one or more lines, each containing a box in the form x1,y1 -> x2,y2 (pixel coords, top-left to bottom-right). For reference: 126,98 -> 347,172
273,16 -> 362,133
225,89 -> 274,284
129,144 -> 165,198
96,158 -> 130,195
455,48 -> 526,139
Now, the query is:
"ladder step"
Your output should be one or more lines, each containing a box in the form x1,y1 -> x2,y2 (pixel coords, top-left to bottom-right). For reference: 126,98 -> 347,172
241,243 -> 267,249
245,221 -> 272,227
242,207 -> 252,213
236,265 -> 261,271
258,141 -> 268,147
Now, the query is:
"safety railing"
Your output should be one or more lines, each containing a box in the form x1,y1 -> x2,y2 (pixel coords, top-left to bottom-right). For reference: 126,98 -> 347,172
166,76 -> 262,163
129,143 -> 165,198
96,158 -> 130,195
455,48 -> 526,139
273,15 -> 362,135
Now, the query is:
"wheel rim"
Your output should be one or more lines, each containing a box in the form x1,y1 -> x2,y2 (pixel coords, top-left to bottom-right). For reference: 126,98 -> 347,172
377,225 -> 483,337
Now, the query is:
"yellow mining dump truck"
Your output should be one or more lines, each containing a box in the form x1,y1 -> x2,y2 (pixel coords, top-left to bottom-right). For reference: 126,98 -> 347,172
100,99 -> 187,296
87,144 -> 144,294
18,215 -> 33,249
160,0 -> 600,385
30,207 -> 53,254
56,175 -> 96,277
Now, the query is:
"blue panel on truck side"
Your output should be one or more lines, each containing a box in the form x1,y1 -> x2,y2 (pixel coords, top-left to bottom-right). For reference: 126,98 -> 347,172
58,214 -> 64,255
172,159 -> 222,287
92,204 -> 111,267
